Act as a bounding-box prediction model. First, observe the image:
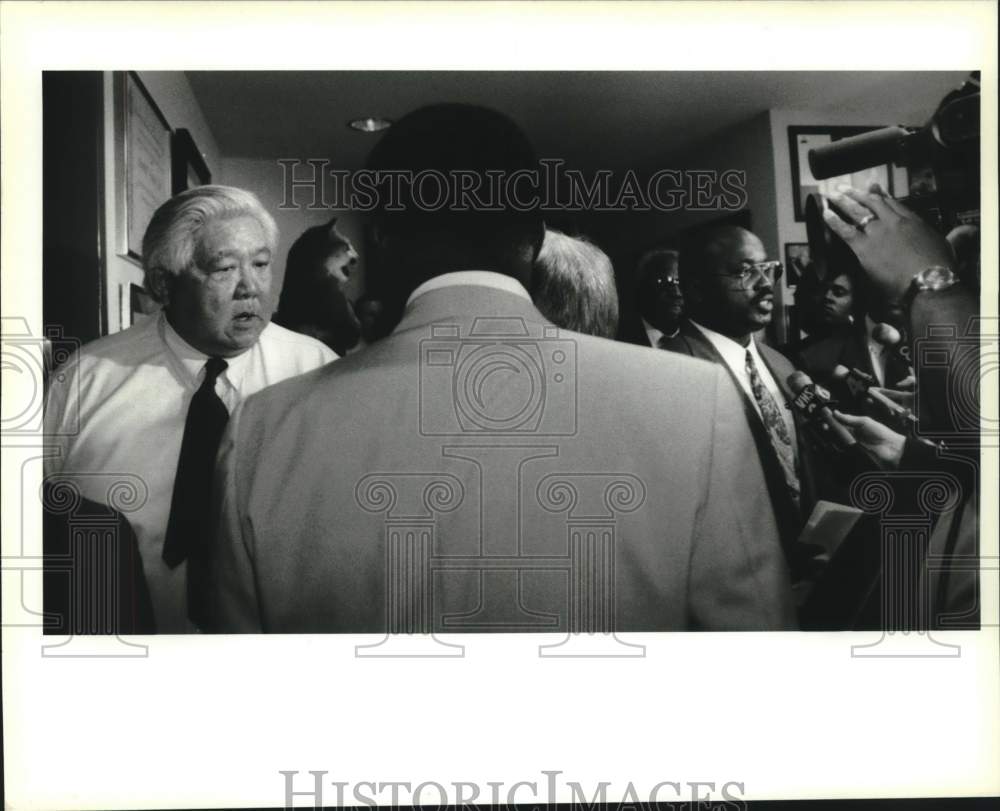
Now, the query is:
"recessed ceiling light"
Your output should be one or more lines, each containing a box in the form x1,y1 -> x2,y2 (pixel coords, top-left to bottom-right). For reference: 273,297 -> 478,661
348,117 -> 392,133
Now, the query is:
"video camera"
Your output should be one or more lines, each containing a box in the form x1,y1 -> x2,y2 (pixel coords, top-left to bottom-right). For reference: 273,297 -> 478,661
807,72 -> 980,234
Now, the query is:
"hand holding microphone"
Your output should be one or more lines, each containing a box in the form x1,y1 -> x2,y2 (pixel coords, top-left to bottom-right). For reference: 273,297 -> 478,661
831,364 -> 918,433
787,371 -> 882,477
871,321 -> 914,381
832,411 -> 907,469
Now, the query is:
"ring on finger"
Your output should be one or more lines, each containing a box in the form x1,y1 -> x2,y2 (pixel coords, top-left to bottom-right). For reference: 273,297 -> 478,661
856,213 -> 877,230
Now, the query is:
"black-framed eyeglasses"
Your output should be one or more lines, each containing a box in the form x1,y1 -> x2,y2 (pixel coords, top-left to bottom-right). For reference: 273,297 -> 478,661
720,260 -> 783,289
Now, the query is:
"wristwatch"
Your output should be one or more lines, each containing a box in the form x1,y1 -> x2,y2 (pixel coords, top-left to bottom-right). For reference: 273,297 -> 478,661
900,265 -> 959,312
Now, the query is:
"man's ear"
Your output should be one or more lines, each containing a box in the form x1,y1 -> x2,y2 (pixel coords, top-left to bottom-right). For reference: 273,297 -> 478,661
146,269 -> 171,307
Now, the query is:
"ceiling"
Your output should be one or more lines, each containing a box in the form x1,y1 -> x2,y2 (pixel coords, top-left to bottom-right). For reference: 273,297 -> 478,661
187,70 -> 969,171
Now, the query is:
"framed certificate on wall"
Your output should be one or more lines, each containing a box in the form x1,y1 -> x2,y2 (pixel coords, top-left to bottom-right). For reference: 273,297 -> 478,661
119,72 -> 172,259
788,126 -> 895,222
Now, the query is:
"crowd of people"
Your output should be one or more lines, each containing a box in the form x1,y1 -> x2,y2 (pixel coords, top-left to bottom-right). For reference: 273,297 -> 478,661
44,103 -> 981,634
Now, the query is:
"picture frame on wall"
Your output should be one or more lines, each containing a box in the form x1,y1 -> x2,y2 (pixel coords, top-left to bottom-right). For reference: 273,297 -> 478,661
118,72 -> 172,260
788,126 -> 894,222
171,128 -> 211,195
784,242 -> 811,287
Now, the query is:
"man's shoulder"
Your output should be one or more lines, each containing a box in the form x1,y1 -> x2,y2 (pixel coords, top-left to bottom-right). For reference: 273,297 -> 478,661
257,321 -> 337,368
568,329 -> 723,395
757,339 -> 797,375
657,320 -> 709,358
71,316 -> 164,371
259,321 -> 335,354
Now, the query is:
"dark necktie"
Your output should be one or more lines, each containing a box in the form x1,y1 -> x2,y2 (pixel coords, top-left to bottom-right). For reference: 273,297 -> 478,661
162,356 -> 230,568
744,349 -> 800,502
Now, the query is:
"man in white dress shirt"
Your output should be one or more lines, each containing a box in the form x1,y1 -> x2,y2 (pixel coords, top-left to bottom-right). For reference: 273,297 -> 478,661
44,185 -> 335,632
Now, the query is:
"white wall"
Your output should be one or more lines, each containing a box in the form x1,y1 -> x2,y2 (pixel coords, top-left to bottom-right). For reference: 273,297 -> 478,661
218,158 -> 368,312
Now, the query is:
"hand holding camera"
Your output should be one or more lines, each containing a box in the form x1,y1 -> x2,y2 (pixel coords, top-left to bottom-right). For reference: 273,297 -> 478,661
821,183 -> 956,303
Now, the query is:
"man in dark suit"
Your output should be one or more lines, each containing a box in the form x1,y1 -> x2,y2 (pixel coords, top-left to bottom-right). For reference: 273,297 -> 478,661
619,247 -> 684,347
662,225 -> 830,581
204,105 -> 797,633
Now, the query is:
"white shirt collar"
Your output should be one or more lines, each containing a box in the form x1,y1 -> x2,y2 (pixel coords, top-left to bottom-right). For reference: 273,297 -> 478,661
160,311 -> 252,390
643,317 -> 679,347
689,318 -> 763,370
406,271 -> 532,308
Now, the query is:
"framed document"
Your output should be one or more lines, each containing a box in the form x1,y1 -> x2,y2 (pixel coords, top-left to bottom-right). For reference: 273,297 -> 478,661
120,72 -> 172,259
788,126 -> 894,222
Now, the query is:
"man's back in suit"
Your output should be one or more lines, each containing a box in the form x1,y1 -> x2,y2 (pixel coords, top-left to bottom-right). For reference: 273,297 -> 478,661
207,280 -> 796,632
204,103 -> 796,634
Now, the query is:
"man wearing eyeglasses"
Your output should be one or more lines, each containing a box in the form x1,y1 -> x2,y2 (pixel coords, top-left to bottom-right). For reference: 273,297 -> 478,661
661,225 -> 825,584
621,247 -> 685,347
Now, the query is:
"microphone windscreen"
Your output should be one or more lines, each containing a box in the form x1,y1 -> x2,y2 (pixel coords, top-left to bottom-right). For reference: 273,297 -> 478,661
872,322 -> 902,346
786,370 -> 812,395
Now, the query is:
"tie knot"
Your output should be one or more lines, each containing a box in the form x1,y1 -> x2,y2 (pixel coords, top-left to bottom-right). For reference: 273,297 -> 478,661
204,356 -> 228,382
744,349 -> 755,369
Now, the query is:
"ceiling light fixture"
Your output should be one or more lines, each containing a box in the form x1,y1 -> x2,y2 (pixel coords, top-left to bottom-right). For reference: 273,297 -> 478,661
348,117 -> 392,133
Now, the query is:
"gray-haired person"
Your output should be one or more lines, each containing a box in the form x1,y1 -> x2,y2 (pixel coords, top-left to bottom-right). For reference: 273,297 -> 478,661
531,229 -> 619,338
45,185 -> 335,632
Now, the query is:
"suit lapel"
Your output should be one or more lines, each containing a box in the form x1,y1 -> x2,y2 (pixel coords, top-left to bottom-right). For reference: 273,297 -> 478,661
674,323 -> 807,572
758,341 -> 822,522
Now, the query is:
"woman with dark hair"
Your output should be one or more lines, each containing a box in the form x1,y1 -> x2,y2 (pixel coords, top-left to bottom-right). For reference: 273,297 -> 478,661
273,217 -> 361,356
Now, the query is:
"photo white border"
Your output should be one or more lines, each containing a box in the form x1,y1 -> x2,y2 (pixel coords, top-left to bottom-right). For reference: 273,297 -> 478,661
2,2 -> 997,808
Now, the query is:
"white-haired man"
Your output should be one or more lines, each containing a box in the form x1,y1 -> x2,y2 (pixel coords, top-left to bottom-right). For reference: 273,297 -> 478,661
45,185 -> 335,632
531,229 -> 619,339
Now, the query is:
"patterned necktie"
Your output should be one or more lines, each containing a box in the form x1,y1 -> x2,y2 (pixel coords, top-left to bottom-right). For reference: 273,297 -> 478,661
162,356 -> 230,568
744,350 -> 800,501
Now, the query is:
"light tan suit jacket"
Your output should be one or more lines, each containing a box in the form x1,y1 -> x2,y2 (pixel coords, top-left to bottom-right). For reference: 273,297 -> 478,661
206,280 -> 796,632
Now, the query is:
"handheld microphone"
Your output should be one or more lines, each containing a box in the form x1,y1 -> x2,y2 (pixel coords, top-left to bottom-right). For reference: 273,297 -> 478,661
831,364 -> 919,432
872,322 -> 914,370
787,371 -> 881,477
787,371 -> 858,449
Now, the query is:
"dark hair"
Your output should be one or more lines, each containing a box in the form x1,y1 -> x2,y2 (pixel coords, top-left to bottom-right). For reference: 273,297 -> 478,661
273,217 -> 360,355
365,103 -> 543,298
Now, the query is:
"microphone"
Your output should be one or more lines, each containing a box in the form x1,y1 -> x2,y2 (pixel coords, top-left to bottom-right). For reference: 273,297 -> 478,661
872,322 -> 914,371
787,371 -> 881,477
787,372 -> 858,449
831,364 -> 919,432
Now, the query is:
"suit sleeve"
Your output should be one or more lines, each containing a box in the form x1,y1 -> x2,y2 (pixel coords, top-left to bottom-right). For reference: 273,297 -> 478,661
688,366 -> 798,630
203,400 -> 264,632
